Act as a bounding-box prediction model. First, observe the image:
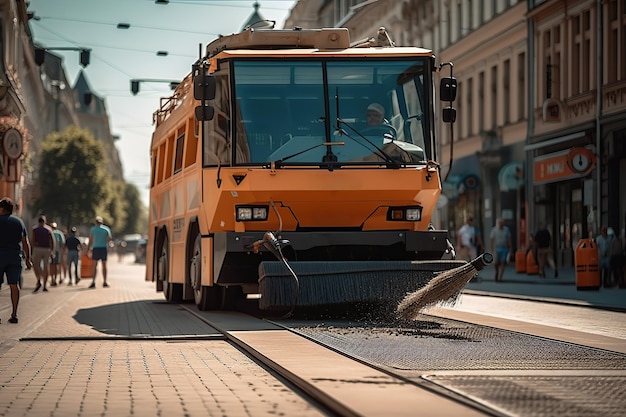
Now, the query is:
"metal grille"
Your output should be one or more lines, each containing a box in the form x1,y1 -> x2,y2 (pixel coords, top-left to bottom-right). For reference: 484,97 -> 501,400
287,315 -> 626,371
425,375 -> 626,417
285,315 -> 626,416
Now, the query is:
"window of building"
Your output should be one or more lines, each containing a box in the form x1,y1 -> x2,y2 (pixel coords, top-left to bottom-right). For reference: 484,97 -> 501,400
517,52 -> 525,121
446,6 -> 452,47
491,65 -> 498,129
457,0 -> 462,40
503,59 -> 510,124
607,0 -> 626,82
467,77 -> 473,136
478,71 -> 485,131
478,0 -> 484,23
570,10 -> 592,95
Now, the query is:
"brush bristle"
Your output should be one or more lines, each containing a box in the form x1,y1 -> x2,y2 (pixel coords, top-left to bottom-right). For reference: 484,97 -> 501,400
396,262 -> 479,319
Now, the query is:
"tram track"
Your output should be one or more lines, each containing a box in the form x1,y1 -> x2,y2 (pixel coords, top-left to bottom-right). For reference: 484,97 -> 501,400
184,303 -> 626,417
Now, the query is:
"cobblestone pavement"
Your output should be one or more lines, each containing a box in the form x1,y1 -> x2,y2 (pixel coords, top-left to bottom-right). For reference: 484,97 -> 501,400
0,259 -> 325,417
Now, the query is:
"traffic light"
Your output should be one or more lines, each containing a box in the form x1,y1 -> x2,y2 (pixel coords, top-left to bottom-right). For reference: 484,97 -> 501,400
80,49 -> 91,67
131,80 -> 140,95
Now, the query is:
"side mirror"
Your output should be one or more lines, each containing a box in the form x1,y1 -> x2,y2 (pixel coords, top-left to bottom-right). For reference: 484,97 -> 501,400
442,107 -> 456,123
193,74 -> 216,101
440,77 -> 457,102
195,105 -> 215,121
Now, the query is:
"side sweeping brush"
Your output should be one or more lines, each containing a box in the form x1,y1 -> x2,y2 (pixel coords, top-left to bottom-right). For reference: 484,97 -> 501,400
396,252 -> 493,320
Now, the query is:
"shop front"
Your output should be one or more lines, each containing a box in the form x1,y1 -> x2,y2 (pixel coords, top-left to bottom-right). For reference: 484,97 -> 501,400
441,155 -> 483,248
529,141 -> 596,268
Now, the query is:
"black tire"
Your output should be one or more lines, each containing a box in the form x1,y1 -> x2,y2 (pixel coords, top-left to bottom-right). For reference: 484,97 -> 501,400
157,233 -> 183,303
166,283 -> 183,303
157,233 -> 169,296
190,234 -> 220,311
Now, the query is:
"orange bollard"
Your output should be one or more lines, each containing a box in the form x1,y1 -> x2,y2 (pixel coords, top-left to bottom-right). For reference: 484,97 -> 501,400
575,239 -> 600,290
526,250 -> 538,275
515,250 -> 527,273
80,253 -> 94,279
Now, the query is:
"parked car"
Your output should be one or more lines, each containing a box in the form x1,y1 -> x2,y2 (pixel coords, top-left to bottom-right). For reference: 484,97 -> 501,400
135,239 -> 147,264
122,234 -> 142,253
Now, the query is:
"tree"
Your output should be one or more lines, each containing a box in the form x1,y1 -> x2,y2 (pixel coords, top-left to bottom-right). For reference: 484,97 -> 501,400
101,179 -> 128,236
121,182 -> 148,235
35,126 -> 109,229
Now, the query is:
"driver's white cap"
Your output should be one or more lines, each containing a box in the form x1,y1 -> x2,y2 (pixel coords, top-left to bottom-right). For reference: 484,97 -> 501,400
367,103 -> 384,116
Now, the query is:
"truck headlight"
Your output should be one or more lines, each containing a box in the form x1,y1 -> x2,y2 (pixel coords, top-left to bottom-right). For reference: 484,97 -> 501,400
388,206 -> 422,221
236,206 -> 268,221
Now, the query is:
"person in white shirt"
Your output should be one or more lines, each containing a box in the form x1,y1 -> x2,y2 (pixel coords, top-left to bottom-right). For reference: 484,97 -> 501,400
457,216 -> 477,261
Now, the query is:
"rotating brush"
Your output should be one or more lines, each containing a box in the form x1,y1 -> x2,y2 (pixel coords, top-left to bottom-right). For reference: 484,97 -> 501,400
396,252 -> 493,320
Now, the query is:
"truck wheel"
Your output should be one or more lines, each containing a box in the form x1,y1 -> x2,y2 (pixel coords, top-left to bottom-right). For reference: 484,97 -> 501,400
159,234 -> 182,303
190,234 -> 220,310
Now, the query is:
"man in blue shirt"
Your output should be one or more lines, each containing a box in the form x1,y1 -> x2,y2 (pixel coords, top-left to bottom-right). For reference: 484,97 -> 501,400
0,197 -> 33,323
88,216 -> 112,288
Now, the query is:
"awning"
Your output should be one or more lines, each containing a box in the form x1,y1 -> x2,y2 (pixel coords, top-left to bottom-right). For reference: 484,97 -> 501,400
498,161 -> 524,191
442,155 -> 481,199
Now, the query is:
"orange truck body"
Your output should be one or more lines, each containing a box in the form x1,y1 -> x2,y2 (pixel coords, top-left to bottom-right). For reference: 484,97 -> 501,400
146,27 -> 456,310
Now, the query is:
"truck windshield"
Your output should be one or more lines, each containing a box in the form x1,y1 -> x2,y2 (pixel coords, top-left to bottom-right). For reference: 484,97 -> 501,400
232,59 -> 430,166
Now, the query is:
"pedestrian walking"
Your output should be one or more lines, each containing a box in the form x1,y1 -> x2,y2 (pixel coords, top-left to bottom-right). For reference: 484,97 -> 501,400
457,216 -> 477,261
49,222 -> 65,285
65,227 -> 81,285
608,227 -> 623,288
595,226 -> 612,287
490,218 -> 512,282
535,225 -> 557,278
31,215 -> 55,292
88,216 -> 112,288
61,229 -> 68,282
0,197 -> 33,324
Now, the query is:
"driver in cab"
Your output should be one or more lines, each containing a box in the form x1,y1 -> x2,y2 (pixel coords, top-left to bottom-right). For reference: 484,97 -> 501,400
366,102 -> 387,126
358,102 -> 419,163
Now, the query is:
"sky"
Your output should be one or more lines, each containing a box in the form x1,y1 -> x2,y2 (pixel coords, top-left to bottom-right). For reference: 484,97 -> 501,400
27,0 -> 297,206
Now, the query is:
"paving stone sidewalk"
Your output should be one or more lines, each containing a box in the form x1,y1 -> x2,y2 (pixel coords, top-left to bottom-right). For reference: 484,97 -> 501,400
0,261 -> 324,417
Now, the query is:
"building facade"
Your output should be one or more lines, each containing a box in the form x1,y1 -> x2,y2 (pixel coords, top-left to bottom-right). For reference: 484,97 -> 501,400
0,0 -> 123,224
527,0 -> 626,267
285,0 -> 626,267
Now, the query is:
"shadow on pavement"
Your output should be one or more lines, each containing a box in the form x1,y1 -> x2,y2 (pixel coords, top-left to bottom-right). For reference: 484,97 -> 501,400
71,300 -> 224,339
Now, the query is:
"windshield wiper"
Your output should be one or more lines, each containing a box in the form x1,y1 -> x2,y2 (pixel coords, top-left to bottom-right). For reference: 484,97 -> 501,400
337,120 -> 403,168
266,141 -> 345,169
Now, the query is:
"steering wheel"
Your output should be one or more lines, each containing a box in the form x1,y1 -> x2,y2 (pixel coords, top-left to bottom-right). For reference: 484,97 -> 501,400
361,124 -> 397,139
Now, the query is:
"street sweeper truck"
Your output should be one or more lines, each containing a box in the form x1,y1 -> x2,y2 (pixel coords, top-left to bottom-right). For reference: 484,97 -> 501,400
145,25 -> 464,311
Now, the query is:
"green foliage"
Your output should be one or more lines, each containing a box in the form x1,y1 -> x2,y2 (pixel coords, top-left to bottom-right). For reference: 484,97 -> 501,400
35,126 -> 109,229
33,125 -> 148,237
122,182 -> 148,235
102,179 -> 128,235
